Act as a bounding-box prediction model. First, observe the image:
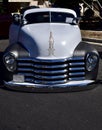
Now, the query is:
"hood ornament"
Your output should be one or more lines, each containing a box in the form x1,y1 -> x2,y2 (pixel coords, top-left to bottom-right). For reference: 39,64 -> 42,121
48,31 -> 55,56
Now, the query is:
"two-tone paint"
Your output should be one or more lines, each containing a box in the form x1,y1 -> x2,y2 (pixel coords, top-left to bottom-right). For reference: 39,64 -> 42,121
3,8 -> 99,92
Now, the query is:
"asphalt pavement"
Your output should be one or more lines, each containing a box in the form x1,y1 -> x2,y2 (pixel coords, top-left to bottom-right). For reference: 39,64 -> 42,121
0,39 -> 102,130
0,84 -> 102,130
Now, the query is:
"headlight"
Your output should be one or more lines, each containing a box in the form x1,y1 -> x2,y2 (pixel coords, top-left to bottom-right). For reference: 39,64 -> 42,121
3,53 -> 16,72
86,53 -> 98,72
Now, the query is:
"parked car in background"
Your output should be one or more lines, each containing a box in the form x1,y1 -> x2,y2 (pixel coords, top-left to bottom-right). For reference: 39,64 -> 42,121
2,7 -> 99,92
0,6 -> 12,37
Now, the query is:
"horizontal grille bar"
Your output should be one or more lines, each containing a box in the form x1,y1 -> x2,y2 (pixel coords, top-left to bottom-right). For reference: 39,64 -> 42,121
18,57 -> 69,63
69,77 -> 85,80
18,68 -> 68,74
69,67 -> 85,71
34,74 -> 68,80
18,63 -> 68,69
69,62 -> 85,66
26,78 -> 68,84
17,57 -> 85,84
69,72 -> 85,76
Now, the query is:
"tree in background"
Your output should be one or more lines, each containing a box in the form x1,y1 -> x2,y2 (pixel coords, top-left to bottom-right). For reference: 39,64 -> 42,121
54,0 -> 79,8
52,0 -> 102,17
53,0 -> 81,16
52,0 -> 102,6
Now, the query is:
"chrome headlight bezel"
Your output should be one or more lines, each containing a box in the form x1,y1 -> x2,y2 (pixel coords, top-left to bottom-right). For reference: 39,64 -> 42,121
86,52 -> 99,72
3,53 -> 16,72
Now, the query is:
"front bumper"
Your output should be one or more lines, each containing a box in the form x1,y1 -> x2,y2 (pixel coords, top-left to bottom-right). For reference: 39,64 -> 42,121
4,80 -> 96,92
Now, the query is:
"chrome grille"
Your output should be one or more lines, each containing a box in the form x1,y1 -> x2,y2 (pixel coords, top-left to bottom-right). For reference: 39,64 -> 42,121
17,57 -> 85,84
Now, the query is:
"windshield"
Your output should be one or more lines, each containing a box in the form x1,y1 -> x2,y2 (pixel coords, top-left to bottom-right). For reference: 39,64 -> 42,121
24,11 -> 75,24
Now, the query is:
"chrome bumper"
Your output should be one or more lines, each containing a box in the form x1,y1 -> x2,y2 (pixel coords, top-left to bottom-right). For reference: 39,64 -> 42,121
4,80 -> 96,92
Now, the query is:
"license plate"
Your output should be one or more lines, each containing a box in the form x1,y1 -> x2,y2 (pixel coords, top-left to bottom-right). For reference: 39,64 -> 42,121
13,75 -> 24,83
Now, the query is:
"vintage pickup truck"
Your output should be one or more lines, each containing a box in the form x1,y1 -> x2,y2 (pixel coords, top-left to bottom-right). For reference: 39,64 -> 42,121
2,7 -> 99,92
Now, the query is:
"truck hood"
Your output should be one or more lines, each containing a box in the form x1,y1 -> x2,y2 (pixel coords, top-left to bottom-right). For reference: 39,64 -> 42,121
18,23 -> 81,59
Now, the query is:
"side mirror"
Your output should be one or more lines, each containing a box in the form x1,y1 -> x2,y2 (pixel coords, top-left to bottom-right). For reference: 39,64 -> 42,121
73,17 -> 81,24
66,17 -> 74,24
66,17 -> 81,25
12,14 -> 21,25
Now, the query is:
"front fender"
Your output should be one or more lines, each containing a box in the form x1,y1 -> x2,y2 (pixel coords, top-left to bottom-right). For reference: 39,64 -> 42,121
4,42 -> 30,58
73,41 -> 99,57
73,41 -> 99,80
3,43 -> 30,81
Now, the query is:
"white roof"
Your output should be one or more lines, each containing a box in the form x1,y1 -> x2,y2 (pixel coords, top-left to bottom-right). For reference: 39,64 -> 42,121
24,8 -> 77,17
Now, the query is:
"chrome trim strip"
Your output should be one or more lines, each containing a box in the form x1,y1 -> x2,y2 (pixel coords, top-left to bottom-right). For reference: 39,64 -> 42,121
69,57 -> 84,61
17,56 -> 84,62
18,68 -> 68,74
69,62 -> 85,66
18,73 -> 34,77
18,63 -> 68,69
69,77 -> 85,80
69,72 -> 85,76
69,67 -> 85,71
34,74 -> 68,80
18,57 -> 68,63
33,69 -> 68,74
27,78 -> 67,85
